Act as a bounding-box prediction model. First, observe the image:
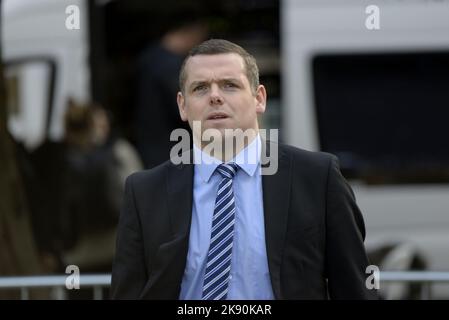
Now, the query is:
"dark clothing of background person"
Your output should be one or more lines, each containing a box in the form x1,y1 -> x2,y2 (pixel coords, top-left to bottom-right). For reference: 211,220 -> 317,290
135,43 -> 190,169
26,140 -> 119,264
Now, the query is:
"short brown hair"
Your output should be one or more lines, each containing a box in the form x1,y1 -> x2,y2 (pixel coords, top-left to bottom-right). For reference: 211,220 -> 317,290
179,39 -> 260,94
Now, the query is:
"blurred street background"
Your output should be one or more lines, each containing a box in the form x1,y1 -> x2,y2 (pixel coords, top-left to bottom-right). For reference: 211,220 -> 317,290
1,0 -> 449,299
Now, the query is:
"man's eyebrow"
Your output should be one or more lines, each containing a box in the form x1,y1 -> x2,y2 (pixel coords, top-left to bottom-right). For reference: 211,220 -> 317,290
189,80 -> 208,89
188,78 -> 243,89
220,78 -> 242,83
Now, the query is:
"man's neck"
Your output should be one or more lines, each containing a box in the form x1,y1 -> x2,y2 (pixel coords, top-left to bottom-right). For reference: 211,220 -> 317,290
194,130 -> 259,162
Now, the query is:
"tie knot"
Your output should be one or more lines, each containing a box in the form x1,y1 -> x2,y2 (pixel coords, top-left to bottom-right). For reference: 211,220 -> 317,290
216,163 -> 238,179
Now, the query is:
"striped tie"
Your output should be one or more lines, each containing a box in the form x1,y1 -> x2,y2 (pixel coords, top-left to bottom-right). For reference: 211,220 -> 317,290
202,163 -> 239,300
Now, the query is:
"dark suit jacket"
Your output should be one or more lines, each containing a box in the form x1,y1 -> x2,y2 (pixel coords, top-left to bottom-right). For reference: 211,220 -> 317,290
111,141 -> 378,299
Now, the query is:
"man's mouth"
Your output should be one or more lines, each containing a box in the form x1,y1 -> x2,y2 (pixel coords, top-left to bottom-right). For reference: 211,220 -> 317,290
207,112 -> 229,120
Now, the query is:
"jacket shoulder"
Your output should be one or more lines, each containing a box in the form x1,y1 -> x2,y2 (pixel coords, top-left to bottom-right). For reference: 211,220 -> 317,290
125,160 -> 173,190
277,142 -> 337,168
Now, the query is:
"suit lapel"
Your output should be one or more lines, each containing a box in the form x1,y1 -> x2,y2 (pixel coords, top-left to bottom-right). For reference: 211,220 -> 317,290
141,152 -> 194,299
262,141 -> 291,299
166,153 -> 194,239
158,144 -> 292,299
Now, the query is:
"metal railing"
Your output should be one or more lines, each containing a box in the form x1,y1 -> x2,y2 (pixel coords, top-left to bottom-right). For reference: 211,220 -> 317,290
379,271 -> 449,300
0,274 -> 111,300
0,272 -> 449,299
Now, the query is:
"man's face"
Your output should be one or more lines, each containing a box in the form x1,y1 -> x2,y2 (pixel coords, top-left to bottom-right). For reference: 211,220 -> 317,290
177,53 -> 266,141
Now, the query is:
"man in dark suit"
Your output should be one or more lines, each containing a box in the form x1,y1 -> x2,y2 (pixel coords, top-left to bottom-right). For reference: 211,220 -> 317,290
111,39 -> 378,299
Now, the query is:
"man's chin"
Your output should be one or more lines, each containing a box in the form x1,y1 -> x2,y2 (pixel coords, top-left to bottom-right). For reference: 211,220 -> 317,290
203,125 -> 234,135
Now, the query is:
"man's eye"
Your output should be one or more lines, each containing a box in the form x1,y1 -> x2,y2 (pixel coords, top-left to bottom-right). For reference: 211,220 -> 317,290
193,85 -> 207,92
224,83 -> 237,89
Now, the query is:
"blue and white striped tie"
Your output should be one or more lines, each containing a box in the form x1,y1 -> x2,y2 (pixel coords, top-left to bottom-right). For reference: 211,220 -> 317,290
202,163 -> 239,300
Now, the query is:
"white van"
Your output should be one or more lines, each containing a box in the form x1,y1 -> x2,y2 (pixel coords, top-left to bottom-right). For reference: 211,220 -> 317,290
282,0 -> 449,298
3,0 -> 90,150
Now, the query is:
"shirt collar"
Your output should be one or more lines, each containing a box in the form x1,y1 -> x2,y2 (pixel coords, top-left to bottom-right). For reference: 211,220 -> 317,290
194,134 -> 261,183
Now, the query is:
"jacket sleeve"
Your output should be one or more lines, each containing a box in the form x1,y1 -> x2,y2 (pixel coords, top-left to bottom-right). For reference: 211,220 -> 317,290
325,155 -> 379,299
110,174 -> 147,299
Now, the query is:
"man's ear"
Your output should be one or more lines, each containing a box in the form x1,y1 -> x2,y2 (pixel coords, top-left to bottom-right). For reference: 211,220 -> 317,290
255,85 -> 267,114
177,91 -> 188,122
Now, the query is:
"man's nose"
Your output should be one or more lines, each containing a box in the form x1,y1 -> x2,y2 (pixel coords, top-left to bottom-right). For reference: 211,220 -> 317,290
209,84 -> 223,105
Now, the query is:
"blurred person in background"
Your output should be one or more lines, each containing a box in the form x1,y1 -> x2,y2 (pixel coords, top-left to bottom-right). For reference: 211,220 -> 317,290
89,103 -> 143,229
1,64 -> 49,298
134,16 -> 209,169
28,98 -> 142,273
